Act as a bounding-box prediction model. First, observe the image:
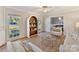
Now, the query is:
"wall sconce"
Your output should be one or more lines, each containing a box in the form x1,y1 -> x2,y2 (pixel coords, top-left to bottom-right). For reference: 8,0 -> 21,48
75,22 -> 79,33
76,22 -> 79,28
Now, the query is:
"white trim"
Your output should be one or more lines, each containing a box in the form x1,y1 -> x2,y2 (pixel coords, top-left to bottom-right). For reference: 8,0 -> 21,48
5,6 -> 41,15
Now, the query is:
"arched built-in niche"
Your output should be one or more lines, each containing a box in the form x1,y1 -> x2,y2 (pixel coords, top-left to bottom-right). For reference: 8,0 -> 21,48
27,16 -> 38,38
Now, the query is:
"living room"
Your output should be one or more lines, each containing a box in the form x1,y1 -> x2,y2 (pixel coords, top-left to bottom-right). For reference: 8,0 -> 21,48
0,6 -> 79,52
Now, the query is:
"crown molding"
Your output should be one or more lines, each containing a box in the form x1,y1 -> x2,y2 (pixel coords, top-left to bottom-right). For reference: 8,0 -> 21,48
4,6 -> 42,15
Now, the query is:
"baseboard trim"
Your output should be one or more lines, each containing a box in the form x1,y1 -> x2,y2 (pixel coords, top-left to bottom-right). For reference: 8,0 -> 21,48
11,36 -> 27,42
19,36 -> 27,40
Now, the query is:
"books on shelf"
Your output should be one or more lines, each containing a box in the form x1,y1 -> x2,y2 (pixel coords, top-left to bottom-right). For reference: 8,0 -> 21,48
30,16 -> 37,36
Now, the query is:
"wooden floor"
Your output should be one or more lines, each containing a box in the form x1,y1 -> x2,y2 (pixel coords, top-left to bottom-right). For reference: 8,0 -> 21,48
0,32 -> 65,52
21,32 -> 65,52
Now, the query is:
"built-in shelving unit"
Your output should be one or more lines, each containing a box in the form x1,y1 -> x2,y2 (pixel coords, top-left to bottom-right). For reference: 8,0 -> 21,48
29,16 -> 37,36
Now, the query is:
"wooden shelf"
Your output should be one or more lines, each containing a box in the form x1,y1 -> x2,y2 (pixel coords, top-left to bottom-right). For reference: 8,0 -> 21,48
29,16 -> 37,36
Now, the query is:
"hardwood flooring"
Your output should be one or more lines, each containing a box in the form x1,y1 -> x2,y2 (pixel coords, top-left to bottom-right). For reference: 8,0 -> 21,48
21,32 -> 65,52
0,32 -> 65,52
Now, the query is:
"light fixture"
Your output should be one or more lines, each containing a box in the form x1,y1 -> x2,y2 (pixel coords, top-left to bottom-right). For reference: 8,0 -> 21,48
76,22 -> 79,28
42,6 -> 48,13
43,9 -> 48,12
59,17 -> 62,20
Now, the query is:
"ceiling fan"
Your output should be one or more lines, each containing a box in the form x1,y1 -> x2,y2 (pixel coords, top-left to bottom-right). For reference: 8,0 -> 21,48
31,6 -> 53,13
42,6 -> 48,12
40,6 -> 55,13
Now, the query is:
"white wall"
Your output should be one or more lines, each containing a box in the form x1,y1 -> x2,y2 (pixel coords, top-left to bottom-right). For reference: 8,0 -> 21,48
45,17 -> 51,32
45,10 -> 79,35
5,7 -> 27,40
63,12 -> 79,35
4,7 -> 43,40
0,7 -> 5,46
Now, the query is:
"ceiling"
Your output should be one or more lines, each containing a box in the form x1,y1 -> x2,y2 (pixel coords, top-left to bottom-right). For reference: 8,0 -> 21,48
6,6 -> 79,15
